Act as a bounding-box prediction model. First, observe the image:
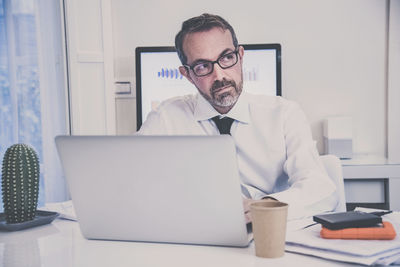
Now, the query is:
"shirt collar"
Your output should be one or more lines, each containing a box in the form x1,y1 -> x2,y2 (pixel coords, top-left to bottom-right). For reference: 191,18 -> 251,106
193,91 -> 250,124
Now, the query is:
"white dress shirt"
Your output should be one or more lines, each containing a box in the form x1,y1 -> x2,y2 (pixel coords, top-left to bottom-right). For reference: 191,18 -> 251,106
138,92 -> 338,220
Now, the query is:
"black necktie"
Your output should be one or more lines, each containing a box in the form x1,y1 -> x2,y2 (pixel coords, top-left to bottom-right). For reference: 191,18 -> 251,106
211,116 -> 234,135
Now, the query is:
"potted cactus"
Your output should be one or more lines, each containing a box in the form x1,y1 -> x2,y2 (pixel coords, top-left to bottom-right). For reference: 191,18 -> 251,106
0,143 -> 59,231
1,144 -> 40,224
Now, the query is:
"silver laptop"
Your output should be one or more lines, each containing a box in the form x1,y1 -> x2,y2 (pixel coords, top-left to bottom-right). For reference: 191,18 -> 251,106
55,135 -> 251,247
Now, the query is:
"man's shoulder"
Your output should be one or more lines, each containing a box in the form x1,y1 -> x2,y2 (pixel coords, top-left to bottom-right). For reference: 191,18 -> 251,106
138,94 -> 198,134
245,93 -> 297,110
155,94 -> 198,114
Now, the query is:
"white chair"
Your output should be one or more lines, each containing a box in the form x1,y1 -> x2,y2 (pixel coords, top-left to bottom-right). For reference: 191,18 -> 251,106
320,155 -> 346,212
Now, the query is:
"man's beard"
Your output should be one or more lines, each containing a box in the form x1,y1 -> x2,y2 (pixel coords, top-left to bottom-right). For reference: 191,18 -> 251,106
199,76 -> 243,109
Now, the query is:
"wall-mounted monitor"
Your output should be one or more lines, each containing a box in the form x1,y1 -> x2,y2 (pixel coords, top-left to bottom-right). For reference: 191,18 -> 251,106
135,43 -> 281,130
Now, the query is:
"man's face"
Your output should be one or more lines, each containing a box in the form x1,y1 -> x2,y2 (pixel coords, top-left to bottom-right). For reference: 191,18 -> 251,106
179,27 -> 244,114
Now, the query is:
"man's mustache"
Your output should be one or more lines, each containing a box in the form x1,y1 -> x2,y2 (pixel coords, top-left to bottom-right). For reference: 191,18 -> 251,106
211,79 -> 236,93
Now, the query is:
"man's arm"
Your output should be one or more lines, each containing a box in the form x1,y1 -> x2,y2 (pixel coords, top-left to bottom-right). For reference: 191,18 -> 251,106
266,101 -> 338,220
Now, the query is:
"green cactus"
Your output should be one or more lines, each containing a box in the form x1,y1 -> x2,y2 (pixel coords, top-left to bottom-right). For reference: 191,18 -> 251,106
1,144 -> 40,224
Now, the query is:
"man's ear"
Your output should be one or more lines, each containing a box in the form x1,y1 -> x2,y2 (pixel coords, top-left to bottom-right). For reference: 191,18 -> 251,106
238,45 -> 244,60
179,66 -> 194,85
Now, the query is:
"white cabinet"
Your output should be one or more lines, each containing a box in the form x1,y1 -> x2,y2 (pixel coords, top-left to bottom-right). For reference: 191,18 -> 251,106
341,155 -> 400,211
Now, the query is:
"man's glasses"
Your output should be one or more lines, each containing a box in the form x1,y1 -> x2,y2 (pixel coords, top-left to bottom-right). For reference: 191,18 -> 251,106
184,50 -> 239,77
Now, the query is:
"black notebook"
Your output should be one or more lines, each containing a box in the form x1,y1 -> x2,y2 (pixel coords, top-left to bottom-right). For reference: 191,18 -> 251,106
313,211 -> 382,230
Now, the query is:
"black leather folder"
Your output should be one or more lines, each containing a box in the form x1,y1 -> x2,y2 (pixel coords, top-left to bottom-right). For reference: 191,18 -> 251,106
313,211 -> 382,230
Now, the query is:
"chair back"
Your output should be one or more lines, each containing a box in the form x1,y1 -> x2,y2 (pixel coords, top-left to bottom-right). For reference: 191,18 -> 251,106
320,155 -> 346,212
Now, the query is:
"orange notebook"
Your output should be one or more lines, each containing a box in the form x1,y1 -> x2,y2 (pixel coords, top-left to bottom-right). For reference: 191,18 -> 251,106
320,221 -> 397,240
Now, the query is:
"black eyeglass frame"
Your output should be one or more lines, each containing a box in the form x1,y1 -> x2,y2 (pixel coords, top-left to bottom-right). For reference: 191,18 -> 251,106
183,49 -> 239,77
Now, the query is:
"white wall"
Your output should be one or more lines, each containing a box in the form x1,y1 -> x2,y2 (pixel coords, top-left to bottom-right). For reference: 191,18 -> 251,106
112,0 -> 388,155
111,0 -> 389,155
388,0 -> 400,162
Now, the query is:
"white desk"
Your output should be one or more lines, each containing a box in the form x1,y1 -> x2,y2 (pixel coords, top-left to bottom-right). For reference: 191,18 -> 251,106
341,155 -> 400,210
0,219 -> 354,267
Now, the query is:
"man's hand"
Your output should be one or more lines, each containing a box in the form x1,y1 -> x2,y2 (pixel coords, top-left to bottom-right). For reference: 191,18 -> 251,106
243,197 -> 256,223
242,197 -> 278,224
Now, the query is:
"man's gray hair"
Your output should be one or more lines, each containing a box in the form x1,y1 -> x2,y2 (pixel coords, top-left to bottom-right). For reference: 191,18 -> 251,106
175,13 -> 239,65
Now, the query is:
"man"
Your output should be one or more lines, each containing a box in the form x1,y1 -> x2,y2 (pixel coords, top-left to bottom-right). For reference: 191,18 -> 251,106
138,13 -> 338,220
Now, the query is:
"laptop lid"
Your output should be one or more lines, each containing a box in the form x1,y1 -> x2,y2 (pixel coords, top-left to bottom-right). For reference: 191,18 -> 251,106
55,135 -> 250,247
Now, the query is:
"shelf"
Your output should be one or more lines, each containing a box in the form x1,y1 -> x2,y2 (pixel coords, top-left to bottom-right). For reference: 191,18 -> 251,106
340,154 -> 400,166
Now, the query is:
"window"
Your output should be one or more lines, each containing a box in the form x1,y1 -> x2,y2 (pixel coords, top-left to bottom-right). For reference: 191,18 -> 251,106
0,0 -> 69,212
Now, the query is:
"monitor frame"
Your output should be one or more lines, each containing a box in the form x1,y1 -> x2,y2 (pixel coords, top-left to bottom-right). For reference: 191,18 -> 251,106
135,43 -> 281,130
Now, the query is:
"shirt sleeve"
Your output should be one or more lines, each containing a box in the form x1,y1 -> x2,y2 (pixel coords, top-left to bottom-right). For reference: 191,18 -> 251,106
267,101 -> 339,220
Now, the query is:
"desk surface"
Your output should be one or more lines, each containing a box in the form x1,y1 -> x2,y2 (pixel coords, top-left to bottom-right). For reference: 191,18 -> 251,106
0,219 -> 355,267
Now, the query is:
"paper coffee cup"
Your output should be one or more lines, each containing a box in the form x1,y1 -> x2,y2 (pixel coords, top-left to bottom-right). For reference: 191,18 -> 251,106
250,200 -> 288,258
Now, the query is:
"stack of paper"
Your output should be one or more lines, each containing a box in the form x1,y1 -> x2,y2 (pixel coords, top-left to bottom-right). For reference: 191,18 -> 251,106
41,200 -> 77,221
285,210 -> 400,265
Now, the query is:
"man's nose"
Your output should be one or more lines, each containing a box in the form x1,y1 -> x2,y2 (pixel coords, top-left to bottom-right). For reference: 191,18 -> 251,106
211,63 -> 225,80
